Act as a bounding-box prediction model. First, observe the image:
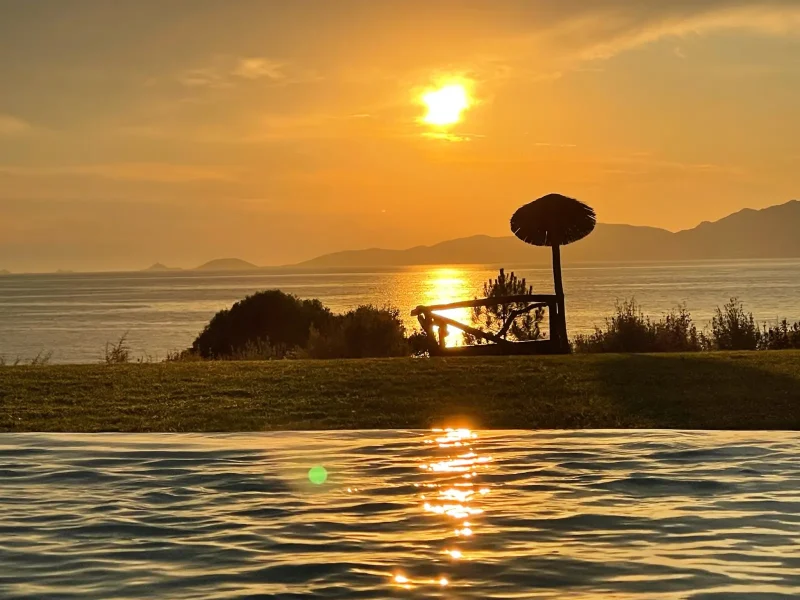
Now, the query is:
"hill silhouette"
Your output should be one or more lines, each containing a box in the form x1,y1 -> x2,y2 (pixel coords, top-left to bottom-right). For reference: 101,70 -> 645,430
195,258 -> 259,271
672,200 -> 800,259
297,200 -> 800,267
143,262 -> 182,272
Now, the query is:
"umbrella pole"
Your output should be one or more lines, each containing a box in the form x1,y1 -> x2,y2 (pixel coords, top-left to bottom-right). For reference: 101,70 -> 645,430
551,245 -> 567,352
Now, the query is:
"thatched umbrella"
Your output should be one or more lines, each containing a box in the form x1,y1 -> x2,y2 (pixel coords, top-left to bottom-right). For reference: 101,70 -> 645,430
510,193 -> 596,350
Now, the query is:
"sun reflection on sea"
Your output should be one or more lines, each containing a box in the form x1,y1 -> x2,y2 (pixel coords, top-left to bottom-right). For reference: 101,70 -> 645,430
391,428 -> 493,591
422,268 -> 473,347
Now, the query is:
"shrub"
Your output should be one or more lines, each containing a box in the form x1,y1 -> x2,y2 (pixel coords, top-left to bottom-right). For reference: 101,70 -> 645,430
165,349 -> 204,362
0,354 -> 49,366
574,299 -> 651,353
308,305 -> 409,359
191,290 -> 333,359
407,330 -> 433,357
466,268 -> 544,344
759,319 -> 800,350
574,298 -> 800,354
103,332 -> 132,364
573,299 -> 704,353
28,350 -> 53,366
225,338 -> 290,361
652,305 -> 705,352
708,298 -> 760,350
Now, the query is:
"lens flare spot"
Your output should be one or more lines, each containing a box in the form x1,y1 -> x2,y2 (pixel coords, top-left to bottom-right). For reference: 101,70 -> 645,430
308,465 -> 327,485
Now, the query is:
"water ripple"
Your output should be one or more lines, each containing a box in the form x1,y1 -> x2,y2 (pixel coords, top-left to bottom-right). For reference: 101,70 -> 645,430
0,430 -> 798,599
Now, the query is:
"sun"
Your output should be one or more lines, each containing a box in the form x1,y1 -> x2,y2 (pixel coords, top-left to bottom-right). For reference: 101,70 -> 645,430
420,83 -> 471,127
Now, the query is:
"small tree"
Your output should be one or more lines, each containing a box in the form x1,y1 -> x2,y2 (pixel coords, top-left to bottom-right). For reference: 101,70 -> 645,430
709,298 -> 760,350
466,268 -> 544,344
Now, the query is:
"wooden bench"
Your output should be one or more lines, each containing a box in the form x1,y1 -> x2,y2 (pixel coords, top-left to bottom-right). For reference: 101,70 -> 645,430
411,294 -> 567,356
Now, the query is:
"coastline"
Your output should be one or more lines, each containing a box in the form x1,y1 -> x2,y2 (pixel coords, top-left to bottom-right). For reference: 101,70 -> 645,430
2,351 -> 799,432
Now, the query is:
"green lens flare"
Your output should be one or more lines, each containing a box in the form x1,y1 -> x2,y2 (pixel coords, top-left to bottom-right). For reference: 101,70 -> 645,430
308,466 -> 328,485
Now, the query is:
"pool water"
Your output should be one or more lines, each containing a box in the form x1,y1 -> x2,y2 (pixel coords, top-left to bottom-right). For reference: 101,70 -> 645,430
1,430 -> 798,598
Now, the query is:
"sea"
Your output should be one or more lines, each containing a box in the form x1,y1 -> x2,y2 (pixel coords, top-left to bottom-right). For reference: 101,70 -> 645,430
1,429 -> 798,599
1,259 -> 800,363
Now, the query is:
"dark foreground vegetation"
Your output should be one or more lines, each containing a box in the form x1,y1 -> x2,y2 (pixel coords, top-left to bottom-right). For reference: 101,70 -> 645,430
1,352 -> 798,432
182,290 -> 415,360
574,298 -> 800,353
163,285 -> 800,363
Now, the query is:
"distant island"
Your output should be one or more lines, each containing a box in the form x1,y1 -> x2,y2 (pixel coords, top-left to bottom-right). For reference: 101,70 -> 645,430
143,263 -> 183,272
139,259 -> 260,272
0,269 -> 10,275
297,200 -> 800,267
194,258 -> 259,271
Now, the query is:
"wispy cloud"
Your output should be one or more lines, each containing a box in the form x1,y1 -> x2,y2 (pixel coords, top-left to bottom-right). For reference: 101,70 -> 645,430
426,147 -> 747,184
0,163 -> 240,183
178,56 -> 291,88
421,132 -> 473,143
557,2 -> 800,61
115,125 -> 170,139
240,112 -> 383,142
534,142 -> 577,148
178,66 -> 231,88
232,57 -> 285,80
313,3 -> 800,91
599,155 -> 746,177
0,115 -> 31,135
477,0 -> 800,80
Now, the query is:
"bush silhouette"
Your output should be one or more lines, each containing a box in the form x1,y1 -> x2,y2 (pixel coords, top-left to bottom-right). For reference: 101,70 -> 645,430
575,297 -> 800,353
190,292 -> 408,359
709,298 -> 760,350
407,330 -> 432,357
308,305 -> 409,358
574,299 -> 703,353
760,319 -> 800,350
191,290 -> 333,359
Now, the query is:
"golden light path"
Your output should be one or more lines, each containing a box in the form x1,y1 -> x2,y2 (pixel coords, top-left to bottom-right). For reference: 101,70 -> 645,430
391,428 -> 493,591
420,82 -> 472,126
423,268 -> 472,347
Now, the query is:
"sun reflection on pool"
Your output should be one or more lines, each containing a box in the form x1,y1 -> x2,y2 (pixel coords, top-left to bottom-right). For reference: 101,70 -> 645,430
391,428 -> 493,590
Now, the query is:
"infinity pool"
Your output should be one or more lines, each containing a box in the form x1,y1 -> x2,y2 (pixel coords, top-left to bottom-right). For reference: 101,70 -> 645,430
1,430 -> 798,598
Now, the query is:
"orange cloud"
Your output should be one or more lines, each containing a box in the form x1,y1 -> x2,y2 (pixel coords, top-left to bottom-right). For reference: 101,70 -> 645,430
0,115 -> 31,135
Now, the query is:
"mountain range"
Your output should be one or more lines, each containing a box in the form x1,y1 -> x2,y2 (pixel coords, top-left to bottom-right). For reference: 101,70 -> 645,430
297,200 -> 800,268
137,201 -> 800,271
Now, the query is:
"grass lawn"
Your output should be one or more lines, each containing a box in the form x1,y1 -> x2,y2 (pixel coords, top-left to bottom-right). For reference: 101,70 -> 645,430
1,351 -> 799,432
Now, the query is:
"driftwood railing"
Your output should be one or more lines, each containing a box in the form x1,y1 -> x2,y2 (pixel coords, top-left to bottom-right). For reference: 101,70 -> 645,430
411,294 -> 567,356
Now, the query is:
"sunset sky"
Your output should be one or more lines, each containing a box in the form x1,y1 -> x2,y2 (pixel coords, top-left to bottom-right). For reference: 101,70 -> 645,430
1,0 -> 798,271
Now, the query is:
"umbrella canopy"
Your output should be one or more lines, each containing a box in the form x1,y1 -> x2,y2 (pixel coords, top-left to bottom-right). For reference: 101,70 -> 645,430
510,193 -> 596,247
